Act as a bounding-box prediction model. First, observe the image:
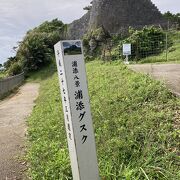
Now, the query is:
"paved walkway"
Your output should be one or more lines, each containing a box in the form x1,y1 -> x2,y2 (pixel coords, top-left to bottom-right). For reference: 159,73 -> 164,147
0,83 -> 39,180
129,64 -> 180,96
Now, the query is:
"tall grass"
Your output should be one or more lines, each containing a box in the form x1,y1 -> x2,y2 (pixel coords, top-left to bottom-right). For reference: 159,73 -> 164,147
27,60 -> 179,179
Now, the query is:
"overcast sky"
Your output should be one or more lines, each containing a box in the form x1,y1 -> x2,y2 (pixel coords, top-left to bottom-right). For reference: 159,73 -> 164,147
0,0 -> 179,64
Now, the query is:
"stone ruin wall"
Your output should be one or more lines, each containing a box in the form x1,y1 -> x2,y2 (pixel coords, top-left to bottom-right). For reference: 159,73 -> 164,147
67,0 -> 167,39
67,11 -> 90,40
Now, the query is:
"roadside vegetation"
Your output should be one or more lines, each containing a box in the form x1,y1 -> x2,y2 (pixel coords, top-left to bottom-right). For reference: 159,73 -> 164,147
27,60 -> 179,179
0,71 -> 6,79
83,26 -> 180,64
139,31 -> 180,64
3,19 -> 66,76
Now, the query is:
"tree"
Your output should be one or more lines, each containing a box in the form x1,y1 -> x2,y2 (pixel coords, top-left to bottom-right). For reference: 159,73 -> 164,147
8,63 -> 22,76
3,57 -> 17,69
6,19 -> 66,72
163,11 -> 180,29
16,32 -> 51,71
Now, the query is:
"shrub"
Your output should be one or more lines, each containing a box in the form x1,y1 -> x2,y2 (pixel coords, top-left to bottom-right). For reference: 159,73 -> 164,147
127,27 -> 165,59
8,63 -> 22,76
85,55 -> 94,62
16,32 -> 52,71
119,26 -> 171,60
3,57 -> 17,69
6,19 -> 66,73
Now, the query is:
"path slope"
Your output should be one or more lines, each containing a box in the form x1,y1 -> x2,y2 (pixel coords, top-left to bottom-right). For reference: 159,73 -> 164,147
0,83 -> 39,180
129,64 -> 180,96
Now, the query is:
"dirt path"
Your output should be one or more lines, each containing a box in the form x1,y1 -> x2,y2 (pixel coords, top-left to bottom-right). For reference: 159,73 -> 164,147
129,64 -> 180,96
0,83 -> 39,180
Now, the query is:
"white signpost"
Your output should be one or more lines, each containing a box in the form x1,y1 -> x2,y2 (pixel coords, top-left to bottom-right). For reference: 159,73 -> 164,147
54,40 -> 100,180
123,44 -> 131,64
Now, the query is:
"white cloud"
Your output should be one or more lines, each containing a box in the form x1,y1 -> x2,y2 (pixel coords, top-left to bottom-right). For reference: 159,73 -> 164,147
152,0 -> 180,13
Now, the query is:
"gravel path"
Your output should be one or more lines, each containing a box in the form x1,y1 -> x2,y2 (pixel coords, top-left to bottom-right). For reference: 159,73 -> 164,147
129,64 -> 180,96
0,83 -> 39,180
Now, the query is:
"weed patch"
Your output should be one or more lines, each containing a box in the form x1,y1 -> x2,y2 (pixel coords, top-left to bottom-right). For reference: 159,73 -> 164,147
27,61 -> 179,179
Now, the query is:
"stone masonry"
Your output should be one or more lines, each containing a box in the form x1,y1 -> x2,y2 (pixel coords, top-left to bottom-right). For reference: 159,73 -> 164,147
67,0 -> 167,39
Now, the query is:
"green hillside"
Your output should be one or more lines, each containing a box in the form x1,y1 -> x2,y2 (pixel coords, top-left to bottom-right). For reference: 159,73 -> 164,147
27,60 -> 179,179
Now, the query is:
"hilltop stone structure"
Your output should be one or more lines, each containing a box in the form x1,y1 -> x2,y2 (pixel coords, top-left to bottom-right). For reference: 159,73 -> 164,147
67,0 -> 166,39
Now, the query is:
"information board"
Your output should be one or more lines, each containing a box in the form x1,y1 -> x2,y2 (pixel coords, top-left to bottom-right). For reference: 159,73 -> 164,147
123,44 -> 131,55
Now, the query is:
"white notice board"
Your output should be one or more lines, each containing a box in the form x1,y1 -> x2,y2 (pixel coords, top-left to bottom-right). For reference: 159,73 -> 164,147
123,44 -> 131,55
54,40 -> 99,180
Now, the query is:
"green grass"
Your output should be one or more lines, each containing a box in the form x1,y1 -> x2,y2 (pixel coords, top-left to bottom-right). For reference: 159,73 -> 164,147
27,60 -> 179,179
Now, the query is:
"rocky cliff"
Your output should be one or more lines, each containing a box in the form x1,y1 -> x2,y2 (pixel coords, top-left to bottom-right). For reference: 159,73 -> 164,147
67,0 -> 166,39
67,11 -> 90,39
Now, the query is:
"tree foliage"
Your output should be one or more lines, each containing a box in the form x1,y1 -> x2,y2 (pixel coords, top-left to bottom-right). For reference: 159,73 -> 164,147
121,26 -> 168,60
163,11 -> 180,29
16,32 -> 52,71
6,19 -> 66,73
8,63 -> 22,76
3,57 -> 17,69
